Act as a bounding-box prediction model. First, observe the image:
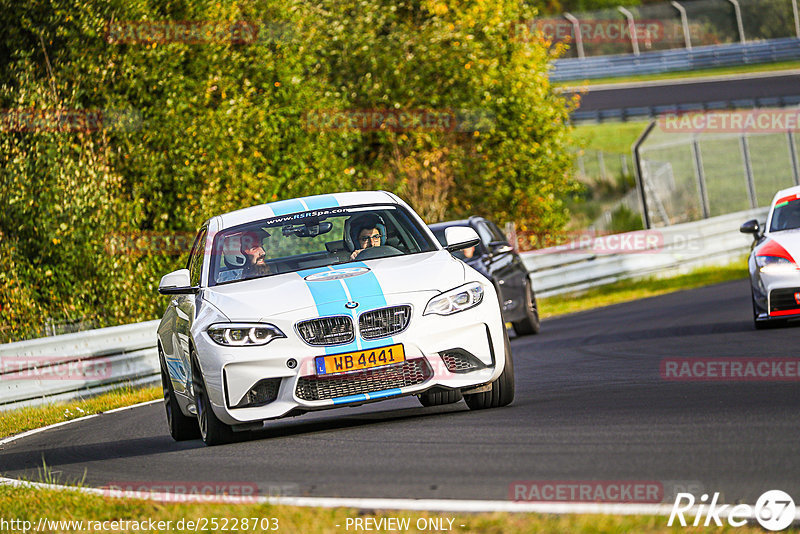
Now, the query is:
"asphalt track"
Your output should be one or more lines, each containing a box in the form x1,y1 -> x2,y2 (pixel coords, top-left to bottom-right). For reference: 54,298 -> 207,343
566,71 -> 800,112
2,279 -> 800,505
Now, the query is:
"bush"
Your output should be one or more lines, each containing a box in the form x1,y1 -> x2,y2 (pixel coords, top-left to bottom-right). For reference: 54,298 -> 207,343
0,0 -> 576,341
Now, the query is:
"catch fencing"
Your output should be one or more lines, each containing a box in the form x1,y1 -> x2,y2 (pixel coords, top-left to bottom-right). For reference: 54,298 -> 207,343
636,111 -> 800,227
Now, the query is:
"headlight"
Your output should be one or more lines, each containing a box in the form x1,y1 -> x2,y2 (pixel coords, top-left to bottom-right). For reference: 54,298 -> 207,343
207,323 -> 286,346
756,255 -> 799,275
424,282 -> 484,316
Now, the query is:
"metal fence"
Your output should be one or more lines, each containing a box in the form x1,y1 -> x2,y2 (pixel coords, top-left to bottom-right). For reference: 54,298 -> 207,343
575,149 -> 633,181
537,0 -> 800,60
0,320 -> 160,411
635,113 -> 800,227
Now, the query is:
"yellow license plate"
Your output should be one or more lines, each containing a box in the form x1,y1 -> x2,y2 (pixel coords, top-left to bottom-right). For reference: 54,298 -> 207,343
315,344 -> 405,375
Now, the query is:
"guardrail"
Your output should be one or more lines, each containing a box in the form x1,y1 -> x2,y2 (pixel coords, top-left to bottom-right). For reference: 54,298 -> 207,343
552,38 -> 800,82
0,207 -> 769,409
0,320 -> 160,411
521,207 -> 768,297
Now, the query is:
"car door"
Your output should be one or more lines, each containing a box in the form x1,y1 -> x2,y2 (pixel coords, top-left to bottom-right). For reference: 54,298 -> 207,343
477,220 -> 524,318
175,226 -> 207,391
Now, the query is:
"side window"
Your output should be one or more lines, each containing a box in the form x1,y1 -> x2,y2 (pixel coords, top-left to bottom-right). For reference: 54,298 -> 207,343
187,227 -> 208,287
475,222 -> 494,247
487,221 -> 509,245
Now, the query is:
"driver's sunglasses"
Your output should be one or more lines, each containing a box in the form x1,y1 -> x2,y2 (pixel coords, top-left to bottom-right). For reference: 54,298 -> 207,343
359,234 -> 383,244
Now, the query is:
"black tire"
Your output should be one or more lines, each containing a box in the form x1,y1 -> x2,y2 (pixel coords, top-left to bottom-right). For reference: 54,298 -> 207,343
753,295 -> 768,330
418,389 -> 463,407
192,352 -> 234,446
464,331 -> 515,410
160,351 -> 200,441
512,279 -> 540,336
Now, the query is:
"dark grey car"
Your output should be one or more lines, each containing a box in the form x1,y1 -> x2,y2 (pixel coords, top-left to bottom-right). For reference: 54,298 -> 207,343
429,217 -> 540,336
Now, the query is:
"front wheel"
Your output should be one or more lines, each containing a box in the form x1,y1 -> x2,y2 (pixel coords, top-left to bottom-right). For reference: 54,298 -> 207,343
418,388 -> 463,407
192,352 -> 234,446
463,331 -> 515,410
512,279 -> 540,336
160,352 -> 199,441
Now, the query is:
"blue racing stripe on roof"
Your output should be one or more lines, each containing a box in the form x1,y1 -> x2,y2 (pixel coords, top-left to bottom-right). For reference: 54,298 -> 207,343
270,198 -> 305,216
304,194 -> 340,210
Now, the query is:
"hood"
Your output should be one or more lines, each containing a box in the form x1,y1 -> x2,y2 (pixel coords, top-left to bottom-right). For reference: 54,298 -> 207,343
202,250 -> 466,321
759,229 -> 800,262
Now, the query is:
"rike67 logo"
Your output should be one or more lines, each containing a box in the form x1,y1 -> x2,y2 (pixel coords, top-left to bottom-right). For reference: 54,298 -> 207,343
668,490 -> 796,531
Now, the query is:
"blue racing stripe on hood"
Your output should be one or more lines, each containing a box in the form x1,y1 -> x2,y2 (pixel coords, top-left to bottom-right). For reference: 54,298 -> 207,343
298,263 -> 395,355
342,262 -> 393,350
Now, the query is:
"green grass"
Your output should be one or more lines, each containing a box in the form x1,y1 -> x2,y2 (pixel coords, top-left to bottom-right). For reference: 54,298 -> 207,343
538,257 -> 749,319
572,120 -> 650,154
557,59 -> 800,87
0,385 -> 161,440
0,484 -> 778,533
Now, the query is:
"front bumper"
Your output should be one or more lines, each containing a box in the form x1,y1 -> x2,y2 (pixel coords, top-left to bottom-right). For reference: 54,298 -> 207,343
192,298 -> 506,426
752,264 -> 800,322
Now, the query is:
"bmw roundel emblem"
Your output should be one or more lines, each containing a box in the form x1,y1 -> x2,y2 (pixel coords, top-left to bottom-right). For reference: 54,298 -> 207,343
304,267 -> 370,282
345,301 -> 359,309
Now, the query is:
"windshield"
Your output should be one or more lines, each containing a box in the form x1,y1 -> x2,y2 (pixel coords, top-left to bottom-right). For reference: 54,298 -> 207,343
209,204 -> 437,285
770,197 -> 800,232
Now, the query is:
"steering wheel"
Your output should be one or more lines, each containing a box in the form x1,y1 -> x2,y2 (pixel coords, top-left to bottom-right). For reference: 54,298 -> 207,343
355,245 -> 401,260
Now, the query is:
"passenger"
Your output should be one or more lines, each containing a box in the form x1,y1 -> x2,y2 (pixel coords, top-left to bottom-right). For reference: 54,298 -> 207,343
241,230 -> 271,278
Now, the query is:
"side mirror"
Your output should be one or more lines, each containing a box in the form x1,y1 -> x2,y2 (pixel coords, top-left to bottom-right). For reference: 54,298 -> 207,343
739,219 -> 760,237
158,269 -> 198,295
444,226 -> 480,252
488,240 -> 512,255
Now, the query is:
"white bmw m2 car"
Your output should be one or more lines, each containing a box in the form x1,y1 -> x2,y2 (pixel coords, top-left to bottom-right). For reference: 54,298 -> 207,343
157,191 -> 514,445
741,184 -> 800,329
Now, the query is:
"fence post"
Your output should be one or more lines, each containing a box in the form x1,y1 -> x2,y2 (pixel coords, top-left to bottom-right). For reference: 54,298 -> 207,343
632,120 -> 657,229
670,1 -> 692,50
740,135 -> 756,208
577,153 -> 586,177
793,0 -> 800,39
691,138 -> 710,218
564,13 -> 586,59
789,131 -> 800,186
726,0 -> 746,43
598,151 -> 607,179
617,6 -> 640,56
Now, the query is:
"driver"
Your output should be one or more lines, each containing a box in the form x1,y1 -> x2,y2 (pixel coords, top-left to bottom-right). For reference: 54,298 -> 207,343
349,214 -> 385,260
241,230 -> 271,277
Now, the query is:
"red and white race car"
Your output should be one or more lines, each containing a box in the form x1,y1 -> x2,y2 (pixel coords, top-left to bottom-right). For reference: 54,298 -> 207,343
741,185 -> 800,329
